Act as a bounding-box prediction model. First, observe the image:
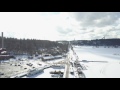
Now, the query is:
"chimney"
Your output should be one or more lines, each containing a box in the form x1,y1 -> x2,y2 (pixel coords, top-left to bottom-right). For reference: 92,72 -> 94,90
1,32 -> 4,48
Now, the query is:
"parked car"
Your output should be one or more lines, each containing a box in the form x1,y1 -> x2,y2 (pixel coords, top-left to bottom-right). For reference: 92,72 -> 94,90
0,72 -> 4,75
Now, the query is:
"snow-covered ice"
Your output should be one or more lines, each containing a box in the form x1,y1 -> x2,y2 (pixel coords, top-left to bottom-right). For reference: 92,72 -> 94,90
74,46 -> 120,78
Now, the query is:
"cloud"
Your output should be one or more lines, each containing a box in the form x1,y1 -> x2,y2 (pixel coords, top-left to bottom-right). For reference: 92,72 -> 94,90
69,12 -> 120,27
0,12 -> 120,41
66,12 -> 120,40
56,27 -> 73,35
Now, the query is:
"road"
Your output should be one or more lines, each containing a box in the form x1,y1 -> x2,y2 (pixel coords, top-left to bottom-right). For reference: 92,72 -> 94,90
65,57 -> 70,78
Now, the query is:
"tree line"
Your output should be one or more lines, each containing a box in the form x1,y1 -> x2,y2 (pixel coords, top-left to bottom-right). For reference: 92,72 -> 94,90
71,38 -> 120,47
0,37 -> 68,55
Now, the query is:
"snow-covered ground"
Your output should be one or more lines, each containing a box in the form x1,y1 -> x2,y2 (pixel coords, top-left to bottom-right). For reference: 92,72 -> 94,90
2,46 -> 120,78
25,58 -> 65,78
73,46 -> 120,78
46,58 -> 65,64
0,58 -> 48,78
28,67 -> 65,78
0,54 -> 66,78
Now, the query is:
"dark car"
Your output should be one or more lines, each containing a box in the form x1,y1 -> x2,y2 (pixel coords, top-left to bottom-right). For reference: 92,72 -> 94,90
0,72 -> 4,75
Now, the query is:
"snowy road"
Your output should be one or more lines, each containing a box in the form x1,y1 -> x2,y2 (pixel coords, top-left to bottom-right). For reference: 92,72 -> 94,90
73,46 -> 120,78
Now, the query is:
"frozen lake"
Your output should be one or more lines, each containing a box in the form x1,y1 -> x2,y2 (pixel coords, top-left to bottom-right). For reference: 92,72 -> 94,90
74,46 -> 120,78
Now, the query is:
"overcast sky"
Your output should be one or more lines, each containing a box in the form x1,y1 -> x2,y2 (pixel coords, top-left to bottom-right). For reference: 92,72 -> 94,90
0,12 -> 120,41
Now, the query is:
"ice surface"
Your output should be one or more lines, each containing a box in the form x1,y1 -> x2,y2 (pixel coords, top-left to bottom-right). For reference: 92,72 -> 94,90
74,46 -> 120,78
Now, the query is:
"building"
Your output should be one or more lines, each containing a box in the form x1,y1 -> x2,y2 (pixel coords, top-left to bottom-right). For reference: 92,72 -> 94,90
41,54 -> 54,61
